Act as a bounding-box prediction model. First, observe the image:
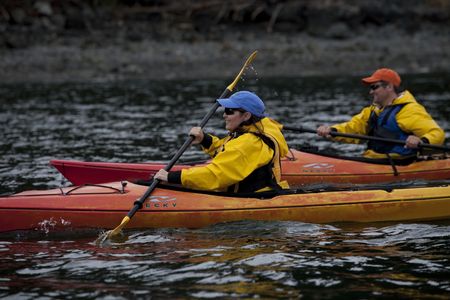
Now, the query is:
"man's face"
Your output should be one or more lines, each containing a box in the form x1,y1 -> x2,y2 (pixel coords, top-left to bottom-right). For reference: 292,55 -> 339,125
369,81 -> 392,107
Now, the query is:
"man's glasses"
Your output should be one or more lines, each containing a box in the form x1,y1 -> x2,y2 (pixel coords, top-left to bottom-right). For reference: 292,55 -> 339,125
370,83 -> 385,91
224,108 -> 245,115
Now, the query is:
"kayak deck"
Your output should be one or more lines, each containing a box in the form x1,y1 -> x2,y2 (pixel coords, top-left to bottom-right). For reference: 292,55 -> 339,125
1,181 -> 450,233
50,149 -> 450,186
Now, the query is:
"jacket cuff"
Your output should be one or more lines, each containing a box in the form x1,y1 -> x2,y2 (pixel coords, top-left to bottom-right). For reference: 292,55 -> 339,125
201,133 -> 213,149
421,137 -> 429,144
167,171 -> 182,184
330,127 -> 338,132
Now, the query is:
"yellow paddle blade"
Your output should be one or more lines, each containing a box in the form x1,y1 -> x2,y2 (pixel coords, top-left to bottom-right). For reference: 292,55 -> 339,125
226,50 -> 258,92
95,216 -> 130,245
108,216 -> 130,237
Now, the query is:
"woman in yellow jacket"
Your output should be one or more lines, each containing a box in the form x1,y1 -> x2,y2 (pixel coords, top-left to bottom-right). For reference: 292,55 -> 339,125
154,91 -> 290,193
317,68 -> 445,159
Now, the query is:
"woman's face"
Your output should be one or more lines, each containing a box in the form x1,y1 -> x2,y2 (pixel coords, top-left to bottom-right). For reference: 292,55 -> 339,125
223,108 -> 251,132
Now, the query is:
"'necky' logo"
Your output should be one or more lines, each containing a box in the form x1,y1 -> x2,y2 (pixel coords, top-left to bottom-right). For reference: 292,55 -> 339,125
303,163 -> 335,169
145,195 -> 177,208
302,162 -> 335,173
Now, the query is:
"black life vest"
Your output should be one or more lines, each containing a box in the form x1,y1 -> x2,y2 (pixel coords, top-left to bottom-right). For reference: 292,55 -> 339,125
217,131 -> 283,193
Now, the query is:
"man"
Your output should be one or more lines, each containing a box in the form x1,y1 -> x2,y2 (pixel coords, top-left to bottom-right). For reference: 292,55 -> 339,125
317,68 -> 445,159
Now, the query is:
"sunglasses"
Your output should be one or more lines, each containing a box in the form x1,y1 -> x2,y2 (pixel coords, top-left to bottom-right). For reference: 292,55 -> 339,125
369,83 -> 385,91
224,108 -> 245,115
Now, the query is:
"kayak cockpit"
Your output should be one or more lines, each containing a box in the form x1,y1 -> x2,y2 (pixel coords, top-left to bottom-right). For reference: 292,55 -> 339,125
134,179 -> 450,200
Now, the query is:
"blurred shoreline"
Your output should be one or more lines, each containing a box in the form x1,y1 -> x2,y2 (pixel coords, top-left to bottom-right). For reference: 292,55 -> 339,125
1,1 -> 449,83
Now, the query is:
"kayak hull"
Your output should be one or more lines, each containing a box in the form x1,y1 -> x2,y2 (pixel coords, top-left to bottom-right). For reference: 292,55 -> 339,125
51,149 -> 450,186
1,182 -> 449,233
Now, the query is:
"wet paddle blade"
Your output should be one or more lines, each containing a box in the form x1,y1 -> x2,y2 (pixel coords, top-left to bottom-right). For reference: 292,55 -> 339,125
95,216 -> 130,245
226,51 -> 257,91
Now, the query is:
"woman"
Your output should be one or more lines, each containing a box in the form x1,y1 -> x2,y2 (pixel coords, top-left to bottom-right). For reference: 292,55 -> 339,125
154,91 -> 290,193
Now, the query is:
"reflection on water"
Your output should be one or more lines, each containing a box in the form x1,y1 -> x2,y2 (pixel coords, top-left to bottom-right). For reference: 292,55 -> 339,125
0,74 -> 449,299
1,221 -> 450,299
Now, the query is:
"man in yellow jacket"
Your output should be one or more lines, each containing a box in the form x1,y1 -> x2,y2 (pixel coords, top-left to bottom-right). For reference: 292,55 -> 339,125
154,91 -> 290,192
317,68 -> 445,159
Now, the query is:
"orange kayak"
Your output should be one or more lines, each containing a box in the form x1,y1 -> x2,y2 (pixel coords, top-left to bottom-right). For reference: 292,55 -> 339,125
1,181 -> 449,233
50,149 -> 450,186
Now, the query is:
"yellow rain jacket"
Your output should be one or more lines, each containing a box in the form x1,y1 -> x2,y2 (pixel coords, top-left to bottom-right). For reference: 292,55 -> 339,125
180,118 -> 290,192
331,91 -> 445,158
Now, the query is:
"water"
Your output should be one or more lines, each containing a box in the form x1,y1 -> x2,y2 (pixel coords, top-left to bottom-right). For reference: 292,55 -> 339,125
1,222 -> 450,299
0,74 -> 450,299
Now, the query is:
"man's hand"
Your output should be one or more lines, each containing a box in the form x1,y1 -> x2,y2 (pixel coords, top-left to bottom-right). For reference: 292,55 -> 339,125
317,125 -> 332,138
405,135 -> 422,148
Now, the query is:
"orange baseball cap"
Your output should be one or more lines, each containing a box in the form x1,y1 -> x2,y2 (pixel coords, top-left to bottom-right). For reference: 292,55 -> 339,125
362,68 -> 401,87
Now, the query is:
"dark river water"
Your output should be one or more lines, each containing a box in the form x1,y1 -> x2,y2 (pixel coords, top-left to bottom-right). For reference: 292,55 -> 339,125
0,74 -> 449,299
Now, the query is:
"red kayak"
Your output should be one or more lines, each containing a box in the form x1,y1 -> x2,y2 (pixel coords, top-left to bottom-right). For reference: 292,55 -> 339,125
1,181 -> 450,233
51,149 -> 450,186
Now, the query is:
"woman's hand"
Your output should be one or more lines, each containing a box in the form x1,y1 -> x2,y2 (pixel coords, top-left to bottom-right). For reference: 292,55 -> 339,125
154,169 -> 168,182
189,127 -> 204,144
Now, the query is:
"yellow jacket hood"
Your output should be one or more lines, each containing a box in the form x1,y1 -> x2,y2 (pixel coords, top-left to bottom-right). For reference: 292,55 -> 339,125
241,117 -> 289,158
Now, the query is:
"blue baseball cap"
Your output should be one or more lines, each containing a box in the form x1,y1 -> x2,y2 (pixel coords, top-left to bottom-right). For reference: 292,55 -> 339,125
217,91 -> 266,117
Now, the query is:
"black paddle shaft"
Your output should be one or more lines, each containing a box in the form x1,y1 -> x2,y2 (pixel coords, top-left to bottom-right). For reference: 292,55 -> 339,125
283,125 -> 450,152
127,89 -> 232,218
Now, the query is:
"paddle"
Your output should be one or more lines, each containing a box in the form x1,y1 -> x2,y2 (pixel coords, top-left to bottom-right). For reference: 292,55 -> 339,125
99,51 -> 258,242
283,125 -> 450,152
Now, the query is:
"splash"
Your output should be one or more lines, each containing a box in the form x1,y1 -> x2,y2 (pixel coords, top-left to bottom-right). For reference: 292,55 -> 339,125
239,64 -> 259,84
37,218 -> 72,234
94,229 -> 129,246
